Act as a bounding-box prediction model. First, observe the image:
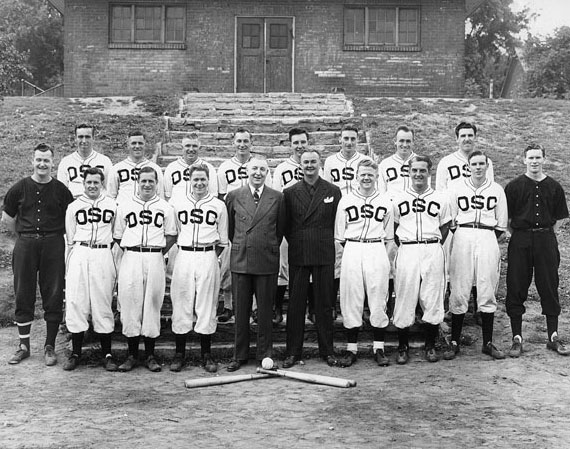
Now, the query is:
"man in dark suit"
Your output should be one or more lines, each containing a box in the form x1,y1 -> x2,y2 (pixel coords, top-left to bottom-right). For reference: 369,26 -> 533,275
225,157 -> 286,371
282,150 -> 342,368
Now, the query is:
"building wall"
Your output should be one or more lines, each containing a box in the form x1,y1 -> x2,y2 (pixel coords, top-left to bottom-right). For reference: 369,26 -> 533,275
64,0 -> 466,97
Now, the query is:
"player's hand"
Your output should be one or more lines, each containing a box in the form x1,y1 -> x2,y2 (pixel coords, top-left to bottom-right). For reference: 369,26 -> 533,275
497,231 -> 510,244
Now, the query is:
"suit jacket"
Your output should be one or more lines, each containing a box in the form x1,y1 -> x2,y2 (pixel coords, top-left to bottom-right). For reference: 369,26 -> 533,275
284,177 -> 341,266
226,184 -> 286,275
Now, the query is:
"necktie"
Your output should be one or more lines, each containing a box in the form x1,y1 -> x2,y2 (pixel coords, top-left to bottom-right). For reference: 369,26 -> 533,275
253,189 -> 260,206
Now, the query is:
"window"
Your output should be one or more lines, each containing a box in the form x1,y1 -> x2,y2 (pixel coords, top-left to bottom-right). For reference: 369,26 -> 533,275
344,6 -> 420,51
110,4 -> 186,49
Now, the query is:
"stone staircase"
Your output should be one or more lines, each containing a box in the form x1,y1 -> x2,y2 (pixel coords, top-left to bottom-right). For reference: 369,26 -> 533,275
157,93 -> 370,168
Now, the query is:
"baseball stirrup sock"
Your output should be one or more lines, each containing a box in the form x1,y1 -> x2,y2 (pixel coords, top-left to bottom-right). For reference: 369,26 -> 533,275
17,321 -> 32,351
546,315 -> 558,341
71,332 -> 84,356
510,315 -> 523,339
45,321 -> 59,348
175,333 -> 187,355
451,313 -> 465,344
481,313 -> 494,346
200,334 -> 212,356
127,337 -> 140,357
144,337 -> 156,357
100,333 -> 112,356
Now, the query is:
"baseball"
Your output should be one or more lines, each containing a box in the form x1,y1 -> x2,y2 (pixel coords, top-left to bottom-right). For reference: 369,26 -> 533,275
261,357 -> 274,370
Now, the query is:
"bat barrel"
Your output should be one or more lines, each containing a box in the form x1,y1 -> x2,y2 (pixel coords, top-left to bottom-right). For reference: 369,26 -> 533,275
257,367 -> 356,388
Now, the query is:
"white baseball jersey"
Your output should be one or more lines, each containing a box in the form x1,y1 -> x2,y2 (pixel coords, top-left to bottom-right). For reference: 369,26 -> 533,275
217,156 -> 273,196
163,157 -> 218,200
435,151 -> 495,192
449,178 -> 508,230
114,195 -> 177,248
107,158 -> 165,204
57,151 -> 113,198
378,152 -> 417,195
65,194 -> 117,246
272,157 -> 303,192
393,187 -> 451,242
170,193 -> 229,248
323,151 -> 371,196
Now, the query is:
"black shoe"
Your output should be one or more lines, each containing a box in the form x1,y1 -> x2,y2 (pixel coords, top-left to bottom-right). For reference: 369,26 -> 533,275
425,347 -> 439,363
103,355 -> 119,372
202,353 -> 218,373
63,354 -> 79,371
324,354 -> 340,367
145,355 -> 161,372
375,349 -> 390,367
218,308 -> 233,323
546,336 -> 570,355
170,353 -> 185,372
509,336 -> 523,358
338,350 -> 357,368
482,342 -> 506,359
443,340 -> 460,360
227,359 -> 247,372
8,345 -> 30,365
273,309 -> 283,325
397,346 -> 409,365
282,355 -> 299,369
118,355 -> 138,372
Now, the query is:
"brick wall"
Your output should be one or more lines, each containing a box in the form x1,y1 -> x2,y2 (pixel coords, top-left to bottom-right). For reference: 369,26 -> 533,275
64,0 -> 466,97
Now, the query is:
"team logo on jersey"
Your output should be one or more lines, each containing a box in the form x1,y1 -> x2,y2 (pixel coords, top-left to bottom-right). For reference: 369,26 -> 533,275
171,169 -> 189,186
118,167 -> 142,183
385,164 -> 410,182
178,209 -> 218,225
458,195 -> 497,211
68,164 -> 106,182
345,204 -> 388,222
75,207 -> 114,224
330,167 -> 355,182
225,167 -> 248,184
398,198 -> 441,218
447,164 -> 471,181
125,210 -> 164,228
281,167 -> 303,186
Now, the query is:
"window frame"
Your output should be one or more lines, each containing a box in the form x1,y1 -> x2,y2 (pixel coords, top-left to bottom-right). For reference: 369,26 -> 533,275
343,5 -> 421,52
109,3 -> 186,50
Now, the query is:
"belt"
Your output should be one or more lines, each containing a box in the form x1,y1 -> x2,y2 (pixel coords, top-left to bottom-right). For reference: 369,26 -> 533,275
126,246 -> 163,253
19,232 -> 61,239
79,242 -> 109,249
458,223 -> 496,231
179,245 -> 215,252
517,227 -> 552,233
346,238 -> 384,243
401,238 -> 440,245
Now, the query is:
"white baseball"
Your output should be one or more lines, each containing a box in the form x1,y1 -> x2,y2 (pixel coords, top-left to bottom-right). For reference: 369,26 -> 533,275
261,357 -> 274,369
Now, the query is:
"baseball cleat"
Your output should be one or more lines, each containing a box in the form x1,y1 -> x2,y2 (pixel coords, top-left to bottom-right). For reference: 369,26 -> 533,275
396,346 -> 409,365
169,353 -> 185,372
44,345 -> 57,366
145,355 -> 161,372
482,342 -> 505,359
8,345 -> 30,365
103,355 -> 119,372
63,354 -> 79,371
443,341 -> 459,360
202,354 -> 218,373
508,336 -> 523,358
118,355 -> 138,372
425,347 -> 439,363
375,349 -> 390,367
546,336 -> 570,356
338,350 -> 357,368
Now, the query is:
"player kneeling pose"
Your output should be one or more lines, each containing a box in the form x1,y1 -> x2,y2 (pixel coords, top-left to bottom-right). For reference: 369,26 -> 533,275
392,156 -> 451,364
64,168 -> 118,371
169,165 -> 229,372
334,159 -> 394,367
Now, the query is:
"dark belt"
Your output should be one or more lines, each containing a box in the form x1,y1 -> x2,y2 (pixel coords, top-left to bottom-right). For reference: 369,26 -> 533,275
401,238 -> 440,245
19,232 -> 61,239
126,246 -> 162,253
346,238 -> 384,243
458,223 -> 496,231
179,245 -> 215,252
517,227 -> 552,233
79,242 -> 109,249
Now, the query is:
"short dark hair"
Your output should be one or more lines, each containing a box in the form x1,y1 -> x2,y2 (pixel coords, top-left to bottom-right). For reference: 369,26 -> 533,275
82,167 -> 105,182
288,128 -> 310,142
75,123 -> 95,136
183,132 -> 200,142
467,150 -> 488,164
357,158 -> 378,171
188,164 -> 210,179
395,125 -> 415,139
139,166 -> 157,181
340,124 -> 359,135
300,149 -> 321,159
233,128 -> 252,140
410,155 -> 432,170
128,130 -> 145,139
455,122 -> 477,137
524,143 -> 545,157
33,143 -> 54,156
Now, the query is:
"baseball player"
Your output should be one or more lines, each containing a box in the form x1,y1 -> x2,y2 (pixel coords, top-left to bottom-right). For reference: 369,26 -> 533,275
169,165 -> 229,373
57,124 -> 113,198
216,129 -> 272,323
113,166 -> 177,372
334,158 -> 394,367
443,151 -> 507,361
107,130 -> 164,204
392,155 -> 451,364
63,167 -> 118,371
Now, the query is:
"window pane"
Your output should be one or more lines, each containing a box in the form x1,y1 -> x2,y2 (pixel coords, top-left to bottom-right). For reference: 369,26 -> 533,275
369,8 -> 395,45
269,24 -> 288,49
398,9 -> 418,45
242,23 -> 260,48
111,6 -> 132,43
166,6 -> 184,42
344,9 -> 364,44
135,6 -> 162,42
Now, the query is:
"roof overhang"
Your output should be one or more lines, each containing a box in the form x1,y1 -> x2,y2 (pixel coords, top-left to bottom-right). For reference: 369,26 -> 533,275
47,0 -> 64,15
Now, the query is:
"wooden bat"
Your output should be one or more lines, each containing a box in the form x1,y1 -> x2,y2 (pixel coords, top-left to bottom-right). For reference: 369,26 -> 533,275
184,373 -> 270,389
257,368 -> 357,388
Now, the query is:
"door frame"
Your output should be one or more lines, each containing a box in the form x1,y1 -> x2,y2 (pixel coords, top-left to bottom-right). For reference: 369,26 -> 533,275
234,15 -> 295,93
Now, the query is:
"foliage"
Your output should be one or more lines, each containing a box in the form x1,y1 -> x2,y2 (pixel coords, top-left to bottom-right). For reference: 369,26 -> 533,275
0,35 -> 32,94
465,0 -> 531,98
524,26 -> 570,99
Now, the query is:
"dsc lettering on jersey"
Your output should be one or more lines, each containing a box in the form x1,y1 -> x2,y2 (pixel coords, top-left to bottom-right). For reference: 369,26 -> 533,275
346,204 -> 388,222
68,164 -> 105,182
76,208 -> 114,225
458,195 -> 498,211
125,210 -> 164,228
178,209 -> 218,226
118,167 -> 141,183
385,164 -> 410,182
281,168 -> 303,186
447,164 -> 471,181
225,167 -> 248,185
398,198 -> 441,218
331,167 -> 355,182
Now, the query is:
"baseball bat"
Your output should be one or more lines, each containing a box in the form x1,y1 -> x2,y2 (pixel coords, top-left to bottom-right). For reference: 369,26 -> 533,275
257,368 -> 357,388
184,373 -> 270,389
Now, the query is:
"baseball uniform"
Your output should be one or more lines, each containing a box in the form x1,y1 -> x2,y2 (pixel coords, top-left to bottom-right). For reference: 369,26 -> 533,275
57,150 -> 113,198
163,157 -> 218,201
378,152 -> 417,195
170,193 -> 228,335
448,178 -> 508,314
114,194 -> 176,338
107,158 -> 165,204
392,186 -> 451,329
435,151 -> 495,192
65,193 -> 117,334
323,151 -> 371,196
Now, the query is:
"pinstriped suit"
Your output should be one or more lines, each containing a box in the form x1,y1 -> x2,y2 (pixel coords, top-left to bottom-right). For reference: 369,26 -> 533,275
284,177 -> 342,358
226,184 -> 285,361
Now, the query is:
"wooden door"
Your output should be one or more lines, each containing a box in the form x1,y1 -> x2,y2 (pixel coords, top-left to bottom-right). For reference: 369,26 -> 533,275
236,18 -> 265,93
265,18 -> 293,92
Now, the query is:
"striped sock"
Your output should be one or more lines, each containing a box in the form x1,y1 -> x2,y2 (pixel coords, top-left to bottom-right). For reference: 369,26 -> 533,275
17,321 -> 32,351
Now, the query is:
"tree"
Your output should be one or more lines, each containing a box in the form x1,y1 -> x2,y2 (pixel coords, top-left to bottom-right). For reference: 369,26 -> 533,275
465,0 -> 531,98
525,27 -> 570,99
0,35 -> 31,94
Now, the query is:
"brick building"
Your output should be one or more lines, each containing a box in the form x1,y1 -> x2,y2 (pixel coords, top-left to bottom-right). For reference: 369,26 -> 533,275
50,0 -> 484,97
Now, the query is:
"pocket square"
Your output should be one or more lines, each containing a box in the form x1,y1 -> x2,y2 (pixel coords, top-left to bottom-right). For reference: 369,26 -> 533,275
324,196 -> 334,203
